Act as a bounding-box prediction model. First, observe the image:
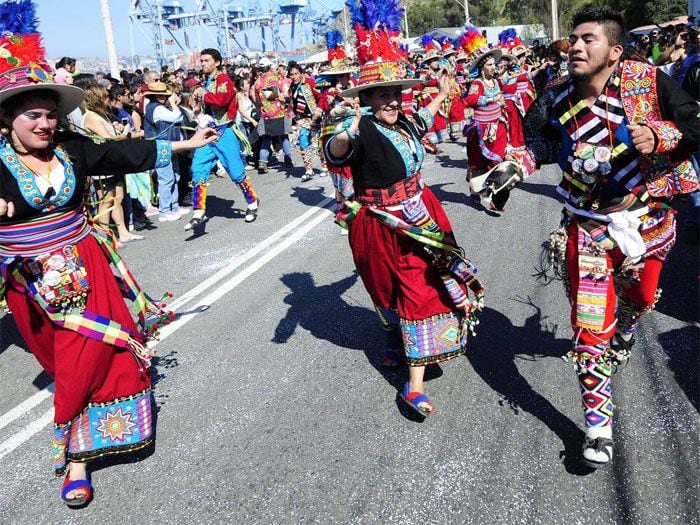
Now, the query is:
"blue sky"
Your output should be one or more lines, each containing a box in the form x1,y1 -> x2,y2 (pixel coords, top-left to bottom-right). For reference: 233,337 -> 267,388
38,0 -> 343,59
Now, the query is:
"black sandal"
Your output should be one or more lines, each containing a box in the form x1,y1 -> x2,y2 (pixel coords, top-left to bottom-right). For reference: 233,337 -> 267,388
245,200 -> 259,223
184,215 -> 208,231
581,436 -> 613,468
610,334 -> 635,374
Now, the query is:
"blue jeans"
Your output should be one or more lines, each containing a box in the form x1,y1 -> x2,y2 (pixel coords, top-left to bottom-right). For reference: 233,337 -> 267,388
156,161 -> 180,215
259,135 -> 292,164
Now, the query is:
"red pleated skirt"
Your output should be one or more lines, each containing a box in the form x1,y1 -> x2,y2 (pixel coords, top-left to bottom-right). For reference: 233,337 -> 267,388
6,234 -> 151,427
348,186 -> 461,323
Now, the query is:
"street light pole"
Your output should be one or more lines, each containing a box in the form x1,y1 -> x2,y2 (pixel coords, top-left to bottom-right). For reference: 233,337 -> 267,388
404,5 -> 409,39
464,0 -> 469,25
550,0 -> 559,40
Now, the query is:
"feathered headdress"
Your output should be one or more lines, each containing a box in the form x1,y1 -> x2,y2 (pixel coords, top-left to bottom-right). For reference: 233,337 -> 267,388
340,0 -> 420,98
0,0 -> 46,73
346,0 -> 404,65
437,35 -> 455,57
458,24 -> 486,59
397,42 -> 410,62
420,34 -> 440,63
326,30 -> 346,64
456,23 -> 501,73
0,0 -> 83,116
497,27 -> 526,56
324,29 -> 356,75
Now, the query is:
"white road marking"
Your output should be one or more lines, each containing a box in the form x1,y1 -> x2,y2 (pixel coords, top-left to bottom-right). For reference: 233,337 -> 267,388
167,197 -> 333,311
0,199 -> 335,461
0,388 -> 52,432
0,408 -> 54,459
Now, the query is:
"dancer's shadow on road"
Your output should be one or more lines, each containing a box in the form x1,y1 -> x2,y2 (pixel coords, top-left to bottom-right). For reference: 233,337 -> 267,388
655,217 -> 699,324
435,152 -> 466,171
514,179 -> 561,201
271,271 -> 402,388
0,314 -> 23,356
466,297 -> 593,475
658,325 -> 699,413
289,186 -> 329,208
429,182 -> 469,206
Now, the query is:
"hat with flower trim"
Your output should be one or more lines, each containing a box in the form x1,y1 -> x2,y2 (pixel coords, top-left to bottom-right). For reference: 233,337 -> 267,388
323,29 -> 356,75
340,0 -> 420,98
0,0 -> 83,117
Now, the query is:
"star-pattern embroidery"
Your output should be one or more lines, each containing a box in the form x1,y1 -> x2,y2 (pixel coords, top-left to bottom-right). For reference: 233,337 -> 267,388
96,408 -> 137,442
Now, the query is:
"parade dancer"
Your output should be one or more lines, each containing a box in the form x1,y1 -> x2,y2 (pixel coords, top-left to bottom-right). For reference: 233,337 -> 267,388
438,37 -> 465,141
527,7 -> 699,468
418,35 -> 448,146
495,50 -> 537,177
317,30 -> 357,211
288,61 -> 323,181
0,14 -> 217,506
462,29 -> 509,206
325,0 -> 484,417
188,48 -> 259,229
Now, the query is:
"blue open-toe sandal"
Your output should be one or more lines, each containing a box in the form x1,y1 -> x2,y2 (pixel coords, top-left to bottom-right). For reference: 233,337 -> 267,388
61,473 -> 93,508
400,381 -> 434,417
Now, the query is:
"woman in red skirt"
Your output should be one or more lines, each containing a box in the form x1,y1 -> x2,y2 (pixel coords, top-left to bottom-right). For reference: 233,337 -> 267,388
0,58 -> 216,505
325,0 -> 484,418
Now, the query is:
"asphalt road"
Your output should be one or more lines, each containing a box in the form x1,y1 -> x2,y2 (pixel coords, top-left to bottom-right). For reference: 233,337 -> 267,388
0,142 -> 698,524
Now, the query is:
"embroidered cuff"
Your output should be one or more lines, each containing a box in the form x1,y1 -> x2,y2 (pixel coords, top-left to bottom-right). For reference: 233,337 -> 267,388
477,95 -> 490,106
645,121 -> 682,154
417,107 -> 434,131
155,139 -> 172,168
324,134 -> 353,166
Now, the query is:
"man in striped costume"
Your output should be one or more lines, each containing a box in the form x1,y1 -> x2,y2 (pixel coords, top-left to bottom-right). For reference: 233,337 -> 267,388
530,7 -> 699,468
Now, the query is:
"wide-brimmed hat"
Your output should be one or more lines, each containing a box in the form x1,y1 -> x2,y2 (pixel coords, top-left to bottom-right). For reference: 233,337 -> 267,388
0,13 -> 83,118
420,34 -> 441,64
499,53 -> 518,65
438,36 -> 457,57
0,64 -> 84,117
467,47 -> 502,74
340,0 -> 420,98
340,62 -> 420,98
455,24 -> 488,68
144,81 -> 172,96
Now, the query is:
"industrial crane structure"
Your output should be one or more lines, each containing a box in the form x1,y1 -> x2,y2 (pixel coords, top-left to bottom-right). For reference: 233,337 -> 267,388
127,0 -> 342,67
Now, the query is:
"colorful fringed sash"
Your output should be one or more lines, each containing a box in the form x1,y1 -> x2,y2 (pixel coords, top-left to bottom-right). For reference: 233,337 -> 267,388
345,197 -> 485,337
0,208 -> 171,365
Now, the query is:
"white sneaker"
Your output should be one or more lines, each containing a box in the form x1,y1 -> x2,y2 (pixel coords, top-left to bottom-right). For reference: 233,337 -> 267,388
177,207 -> 191,216
158,212 -> 181,222
301,171 -> 314,182
319,169 -> 329,177
145,206 -> 160,217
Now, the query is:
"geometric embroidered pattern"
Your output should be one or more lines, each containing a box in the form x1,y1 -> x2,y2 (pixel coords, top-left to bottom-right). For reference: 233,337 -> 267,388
401,312 -> 465,366
577,364 -> 614,427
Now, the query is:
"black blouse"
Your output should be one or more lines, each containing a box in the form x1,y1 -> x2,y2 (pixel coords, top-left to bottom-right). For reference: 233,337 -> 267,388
329,111 -> 430,192
0,131 -> 167,225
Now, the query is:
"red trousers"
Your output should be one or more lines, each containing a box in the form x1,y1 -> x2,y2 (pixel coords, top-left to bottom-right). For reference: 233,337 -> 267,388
6,234 -> 151,426
566,219 -> 664,345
